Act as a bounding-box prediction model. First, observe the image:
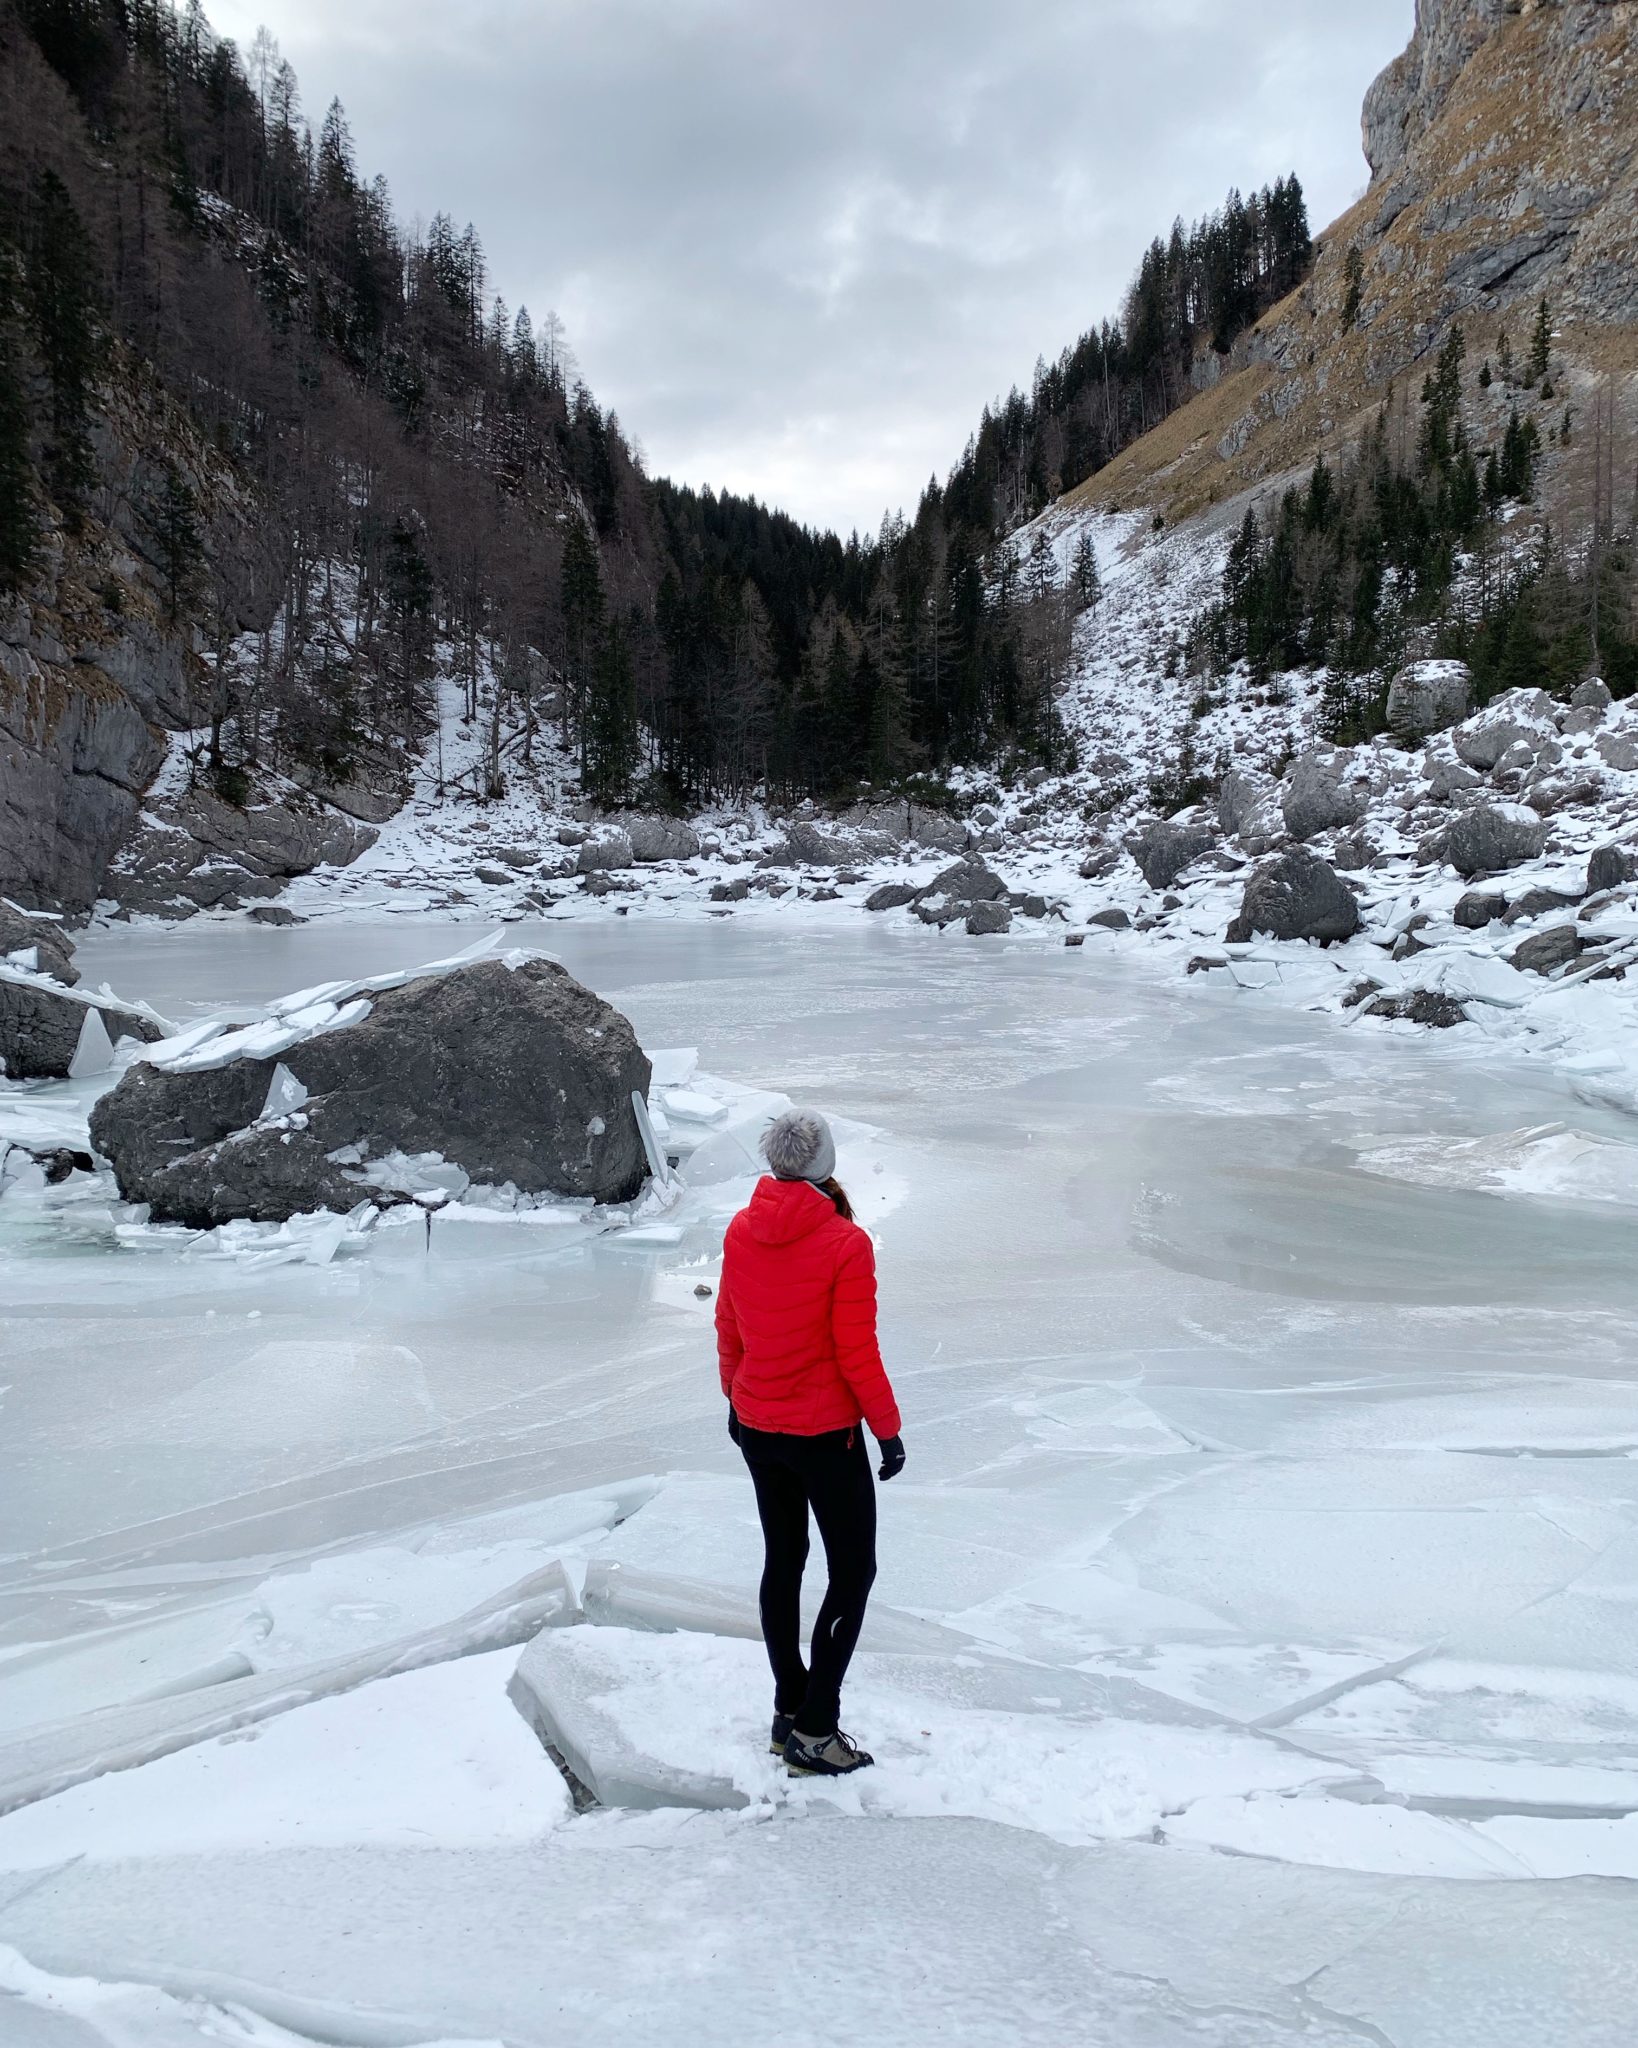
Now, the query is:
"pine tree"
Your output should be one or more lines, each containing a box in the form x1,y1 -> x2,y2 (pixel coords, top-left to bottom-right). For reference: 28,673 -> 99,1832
560,516 -> 605,757
584,617 -> 640,804
1528,297 -> 1552,385
25,172 -> 102,526
1341,246 -> 1364,332
1071,530 -> 1101,611
145,463 -> 205,623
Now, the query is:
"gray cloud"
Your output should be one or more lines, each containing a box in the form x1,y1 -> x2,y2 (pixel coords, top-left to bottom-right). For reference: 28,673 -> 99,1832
210,0 -> 1411,535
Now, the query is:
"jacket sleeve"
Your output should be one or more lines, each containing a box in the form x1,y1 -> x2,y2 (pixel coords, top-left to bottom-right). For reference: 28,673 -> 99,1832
831,1227 -> 901,1441
716,1227 -> 745,1400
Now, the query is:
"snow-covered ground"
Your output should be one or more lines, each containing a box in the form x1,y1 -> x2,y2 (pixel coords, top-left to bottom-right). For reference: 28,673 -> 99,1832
3,914 -> 1638,2045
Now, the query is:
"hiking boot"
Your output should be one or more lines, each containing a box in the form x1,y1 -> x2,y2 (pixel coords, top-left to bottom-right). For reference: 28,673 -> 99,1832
784,1727 -> 874,1777
770,1712 -> 796,1756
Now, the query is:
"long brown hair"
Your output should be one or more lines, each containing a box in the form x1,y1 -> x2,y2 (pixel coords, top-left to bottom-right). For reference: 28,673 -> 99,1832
818,1176 -> 854,1222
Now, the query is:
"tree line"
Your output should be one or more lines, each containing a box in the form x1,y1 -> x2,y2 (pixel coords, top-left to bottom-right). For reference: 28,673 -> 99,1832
1,0 -> 1307,816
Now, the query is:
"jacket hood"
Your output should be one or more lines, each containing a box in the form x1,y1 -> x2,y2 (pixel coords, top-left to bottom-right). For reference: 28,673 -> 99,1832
743,1174 -> 835,1248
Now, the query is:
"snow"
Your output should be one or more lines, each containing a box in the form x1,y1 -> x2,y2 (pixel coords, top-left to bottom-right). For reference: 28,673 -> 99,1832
7,914 -> 1638,2042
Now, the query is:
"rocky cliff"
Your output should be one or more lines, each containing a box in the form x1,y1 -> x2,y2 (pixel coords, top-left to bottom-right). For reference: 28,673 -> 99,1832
1070,0 -> 1638,531
0,358 -> 380,919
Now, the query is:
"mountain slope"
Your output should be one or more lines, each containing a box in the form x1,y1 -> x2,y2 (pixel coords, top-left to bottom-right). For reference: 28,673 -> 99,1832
1069,0 -> 1638,533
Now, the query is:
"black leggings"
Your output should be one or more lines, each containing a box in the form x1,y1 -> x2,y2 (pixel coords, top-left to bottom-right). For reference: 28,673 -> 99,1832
739,1424 -> 878,1734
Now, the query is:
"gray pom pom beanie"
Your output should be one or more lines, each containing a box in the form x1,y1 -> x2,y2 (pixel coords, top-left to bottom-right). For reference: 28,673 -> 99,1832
760,1108 -> 837,1185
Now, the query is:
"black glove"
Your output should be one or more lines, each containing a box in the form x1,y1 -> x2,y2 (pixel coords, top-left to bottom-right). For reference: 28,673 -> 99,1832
877,1434 -> 905,1481
728,1407 -> 742,1446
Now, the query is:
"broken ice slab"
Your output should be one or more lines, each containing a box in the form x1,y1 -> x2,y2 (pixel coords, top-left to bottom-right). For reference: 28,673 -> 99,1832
0,1651 -> 567,1870
658,1088 -> 729,1125
508,1625 -> 1363,1829
647,1048 -> 699,1089
0,1561 -> 577,1820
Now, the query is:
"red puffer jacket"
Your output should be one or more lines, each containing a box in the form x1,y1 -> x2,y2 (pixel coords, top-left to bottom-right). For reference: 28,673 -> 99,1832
716,1177 -> 901,1441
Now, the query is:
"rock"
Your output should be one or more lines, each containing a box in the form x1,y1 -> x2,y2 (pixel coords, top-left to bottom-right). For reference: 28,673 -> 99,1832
248,905 -> 299,927
1422,803 -> 1548,876
1088,908 -> 1131,930
1225,849 -> 1361,945
1452,691 -> 1558,772
1366,990 -> 1468,1029
1279,748 -> 1368,842
1079,848 -> 1121,881
1,979 -> 161,1080
1588,843 -> 1636,895
709,878 -> 750,903
1217,768 -> 1277,839
1454,889 -> 1508,929
1006,893 -> 1048,919
0,908 -> 77,985
1426,757 -> 1484,802
1332,834 -> 1372,871
844,801 -> 967,853
475,866 -> 514,886
1509,925 -> 1582,977
1127,819 -> 1217,890
1387,659 -> 1472,739
973,805 -> 999,827
759,821 -> 878,869
864,883 -> 919,912
1064,933 -> 1085,948
577,831 -> 634,873
912,858 -> 1008,926
88,958 -> 651,1227
627,816 -> 701,863
1595,733 -> 1638,773
1501,887 -> 1581,925
964,901 -> 1012,936
1572,677 -> 1614,712
106,795 -> 377,919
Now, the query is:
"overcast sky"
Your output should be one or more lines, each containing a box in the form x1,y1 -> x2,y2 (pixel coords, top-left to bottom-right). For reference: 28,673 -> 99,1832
209,0 -> 1411,538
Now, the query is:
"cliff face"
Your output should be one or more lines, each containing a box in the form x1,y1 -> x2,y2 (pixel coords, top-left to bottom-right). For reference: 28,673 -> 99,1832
0,366 -> 275,914
1071,0 -> 1638,531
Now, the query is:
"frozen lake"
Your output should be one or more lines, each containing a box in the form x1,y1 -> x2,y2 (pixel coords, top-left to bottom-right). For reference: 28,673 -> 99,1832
3,914 -> 1637,2045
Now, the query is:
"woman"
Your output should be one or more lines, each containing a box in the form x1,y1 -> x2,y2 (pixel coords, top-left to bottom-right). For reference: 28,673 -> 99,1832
715,1108 -> 905,1777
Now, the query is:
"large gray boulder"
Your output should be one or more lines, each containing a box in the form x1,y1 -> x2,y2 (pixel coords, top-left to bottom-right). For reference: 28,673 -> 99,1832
0,977 -> 161,1080
576,830 -> 635,873
1127,819 -> 1217,891
1422,802 -> 1548,877
913,858 -> 1008,926
1225,849 -> 1361,945
107,795 -> 377,917
964,901 -> 1012,936
844,801 -> 968,854
626,816 -> 700,863
1216,768 -> 1280,843
1588,842 -> 1637,895
1279,748 -> 1368,842
1510,926 -> 1582,977
88,958 -> 652,1228
1452,690 -> 1558,772
0,908 -> 77,986
1386,660 -> 1472,739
